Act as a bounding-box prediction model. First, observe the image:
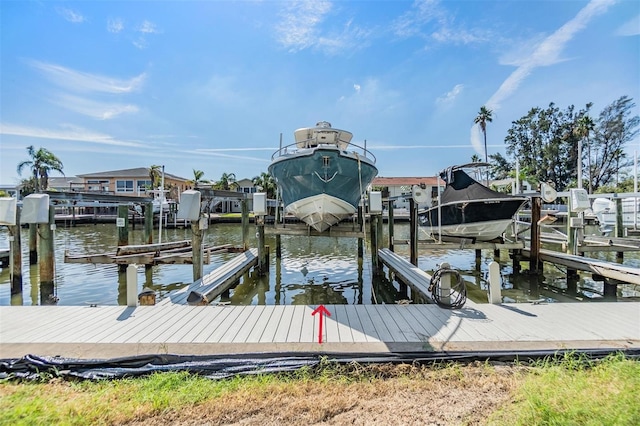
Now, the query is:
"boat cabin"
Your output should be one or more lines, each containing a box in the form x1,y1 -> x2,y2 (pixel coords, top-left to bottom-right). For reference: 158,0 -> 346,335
294,121 -> 353,150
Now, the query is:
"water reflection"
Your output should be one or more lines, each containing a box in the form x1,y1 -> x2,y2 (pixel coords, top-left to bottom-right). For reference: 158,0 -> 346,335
0,222 -> 638,306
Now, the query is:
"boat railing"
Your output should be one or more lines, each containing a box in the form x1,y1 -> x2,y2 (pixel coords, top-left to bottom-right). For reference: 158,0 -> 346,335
271,140 -> 377,163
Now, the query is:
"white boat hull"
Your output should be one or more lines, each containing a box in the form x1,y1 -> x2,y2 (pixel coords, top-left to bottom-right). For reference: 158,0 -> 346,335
286,194 -> 356,232
421,218 -> 515,242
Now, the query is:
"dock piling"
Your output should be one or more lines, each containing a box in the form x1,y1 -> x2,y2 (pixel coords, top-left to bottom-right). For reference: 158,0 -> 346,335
488,261 -> 502,304
9,206 -> 23,298
126,264 -> 138,307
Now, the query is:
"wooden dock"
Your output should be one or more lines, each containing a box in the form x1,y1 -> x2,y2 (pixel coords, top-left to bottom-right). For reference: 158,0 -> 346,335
1,302 -> 638,359
378,248 -> 432,302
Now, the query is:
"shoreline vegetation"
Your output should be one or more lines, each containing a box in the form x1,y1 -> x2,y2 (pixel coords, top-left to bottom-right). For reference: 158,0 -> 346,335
1,352 -> 638,425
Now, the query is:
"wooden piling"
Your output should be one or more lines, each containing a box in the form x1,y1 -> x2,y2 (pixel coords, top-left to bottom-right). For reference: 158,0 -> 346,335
275,199 -> 282,258
388,200 -> 394,252
615,198 -> 624,262
191,219 -> 203,282
370,214 -> 381,274
144,203 -> 153,241
529,196 -> 542,273
409,198 -> 418,266
9,206 -> 22,297
28,223 -> 37,264
38,207 -> 55,305
241,198 -> 249,251
257,219 -> 267,275
117,205 -> 129,273
357,205 -> 364,259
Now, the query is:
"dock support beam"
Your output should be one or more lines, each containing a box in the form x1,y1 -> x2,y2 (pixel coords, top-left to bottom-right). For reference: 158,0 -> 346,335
357,205 -> 364,260
117,205 -> 129,273
28,224 -> 37,265
257,217 -> 268,275
388,200 -> 395,252
9,206 -> 23,302
615,198 -> 624,263
39,207 -> 56,305
409,198 -> 418,266
191,218 -> 204,281
529,196 -> 542,273
241,198 -> 249,251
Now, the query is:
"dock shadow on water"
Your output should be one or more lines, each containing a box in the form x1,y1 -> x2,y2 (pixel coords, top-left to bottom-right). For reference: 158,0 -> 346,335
1,222 -> 638,306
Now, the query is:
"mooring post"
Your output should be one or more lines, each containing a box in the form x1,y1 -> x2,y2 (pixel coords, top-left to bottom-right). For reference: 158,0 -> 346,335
357,204 -> 364,260
241,198 -> 249,251
488,261 -> 502,304
275,199 -> 282,258
530,196 -> 542,273
117,205 -> 129,273
603,280 -> 618,300
475,249 -> 482,271
257,217 -> 267,275
126,264 -> 138,307
370,214 -> 380,274
388,200 -> 395,252
512,249 -> 522,274
9,205 -> 23,299
144,202 -> 154,272
409,198 -> 418,266
38,207 -> 55,305
615,198 -> 624,263
191,217 -> 204,281
28,223 -> 37,265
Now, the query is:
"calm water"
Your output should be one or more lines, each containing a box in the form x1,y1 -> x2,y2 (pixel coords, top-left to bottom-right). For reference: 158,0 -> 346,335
1,222 -> 638,306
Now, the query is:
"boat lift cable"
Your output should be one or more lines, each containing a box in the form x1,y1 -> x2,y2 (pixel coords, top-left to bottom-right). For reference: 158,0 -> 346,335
428,266 -> 466,309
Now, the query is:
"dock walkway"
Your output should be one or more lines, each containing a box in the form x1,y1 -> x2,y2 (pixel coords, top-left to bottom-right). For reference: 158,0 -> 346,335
1,302 -> 638,359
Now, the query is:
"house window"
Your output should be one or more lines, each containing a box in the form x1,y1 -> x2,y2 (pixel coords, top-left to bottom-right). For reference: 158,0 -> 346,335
137,180 -> 152,194
87,179 -> 109,192
116,180 -> 134,193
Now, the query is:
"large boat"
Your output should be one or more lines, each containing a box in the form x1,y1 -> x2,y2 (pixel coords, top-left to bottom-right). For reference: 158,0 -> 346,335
418,163 -> 528,242
268,121 -> 378,232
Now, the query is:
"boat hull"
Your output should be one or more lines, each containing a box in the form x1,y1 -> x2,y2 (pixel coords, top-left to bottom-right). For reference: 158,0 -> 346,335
269,147 -> 377,232
419,198 -> 527,241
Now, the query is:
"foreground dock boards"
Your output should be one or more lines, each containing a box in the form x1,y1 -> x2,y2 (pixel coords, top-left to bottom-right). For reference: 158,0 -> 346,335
1,302 -> 638,359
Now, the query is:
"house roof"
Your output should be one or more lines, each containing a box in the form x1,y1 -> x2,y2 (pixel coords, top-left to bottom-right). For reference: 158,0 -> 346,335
77,167 -> 187,181
48,176 -> 84,187
372,176 -> 442,186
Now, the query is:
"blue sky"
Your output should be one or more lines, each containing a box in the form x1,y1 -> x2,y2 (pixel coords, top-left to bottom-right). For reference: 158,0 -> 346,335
1,0 -> 639,185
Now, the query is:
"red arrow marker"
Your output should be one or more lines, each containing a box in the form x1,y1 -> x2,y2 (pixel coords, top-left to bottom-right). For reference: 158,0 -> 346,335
311,305 -> 331,344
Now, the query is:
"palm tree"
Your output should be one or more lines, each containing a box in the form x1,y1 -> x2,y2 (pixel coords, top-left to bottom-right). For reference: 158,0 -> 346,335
188,169 -> 209,188
17,145 -> 64,192
149,165 -> 162,189
474,106 -> 493,163
215,172 -> 238,191
574,115 -> 595,193
252,172 -> 277,199
470,154 -> 482,163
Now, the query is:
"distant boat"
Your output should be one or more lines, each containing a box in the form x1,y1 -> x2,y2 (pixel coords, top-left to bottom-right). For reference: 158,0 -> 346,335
268,121 -> 378,232
591,197 -> 640,234
418,163 -> 528,242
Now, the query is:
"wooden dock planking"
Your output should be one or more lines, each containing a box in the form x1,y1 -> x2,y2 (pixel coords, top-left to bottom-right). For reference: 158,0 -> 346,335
1,303 -> 639,358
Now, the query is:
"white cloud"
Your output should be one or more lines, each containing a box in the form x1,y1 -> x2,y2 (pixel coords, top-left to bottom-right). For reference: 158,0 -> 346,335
107,18 -> 124,34
353,84 -> 361,93
53,93 -> 139,120
616,14 -> 640,36
275,1 -> 370,55
57,7 -> 85,24
137,20 -> 160,34
29,60 -> 146,94
0,123 -> 145,147
392,0 -> 489,46
436,84 -> 463,106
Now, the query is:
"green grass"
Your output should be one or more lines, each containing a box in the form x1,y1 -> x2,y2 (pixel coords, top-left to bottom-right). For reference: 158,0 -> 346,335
488,352 -> 640,425
1,353 -> 638,425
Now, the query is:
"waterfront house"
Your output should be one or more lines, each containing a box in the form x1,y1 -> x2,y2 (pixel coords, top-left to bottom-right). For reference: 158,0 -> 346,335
75,168 -> 189,200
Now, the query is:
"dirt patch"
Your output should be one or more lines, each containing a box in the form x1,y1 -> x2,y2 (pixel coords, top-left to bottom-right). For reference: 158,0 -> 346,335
125,364 -> 523,425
